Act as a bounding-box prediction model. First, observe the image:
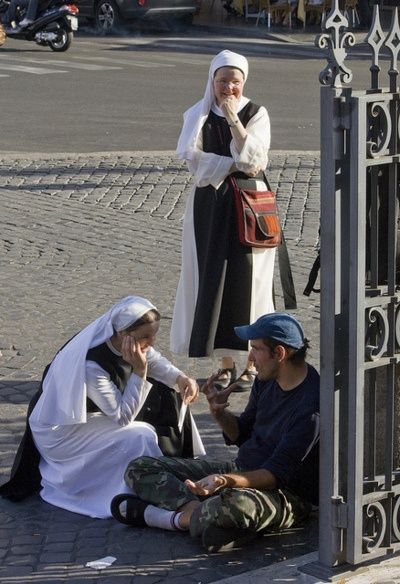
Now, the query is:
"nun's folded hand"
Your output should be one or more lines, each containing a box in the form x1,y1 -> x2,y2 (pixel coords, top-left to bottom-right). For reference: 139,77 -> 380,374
121,335 -> 148,379
245,164 -> 262,177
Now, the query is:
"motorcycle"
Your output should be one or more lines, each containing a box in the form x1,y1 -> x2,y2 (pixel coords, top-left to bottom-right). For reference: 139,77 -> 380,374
0,0 -> 78,51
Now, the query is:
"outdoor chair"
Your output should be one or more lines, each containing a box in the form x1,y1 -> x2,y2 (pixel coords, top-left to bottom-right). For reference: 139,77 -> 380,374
301,0 -> 331,28
244,0 -> 292,28
344,0 -> 360,27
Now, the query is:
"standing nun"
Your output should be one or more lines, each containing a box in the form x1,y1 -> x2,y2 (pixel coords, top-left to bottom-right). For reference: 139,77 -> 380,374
170,50 -> 275,391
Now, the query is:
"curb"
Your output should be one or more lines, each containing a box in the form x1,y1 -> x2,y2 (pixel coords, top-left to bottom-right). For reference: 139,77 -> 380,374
0,149 -> 321,158
210,551 -> 319,583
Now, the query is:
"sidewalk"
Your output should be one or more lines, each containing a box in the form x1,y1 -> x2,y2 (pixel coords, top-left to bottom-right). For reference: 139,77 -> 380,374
0,12 -> 398,580
1,145 -> 399,582
0,150 -> 320,584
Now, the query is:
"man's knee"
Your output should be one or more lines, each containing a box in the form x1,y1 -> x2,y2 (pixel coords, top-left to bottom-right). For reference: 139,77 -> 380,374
189,488 -> 280,537
124,455 -> 195,511
190,489 -> 266,535
217,489 -> 275,529
124,455 -> 165,489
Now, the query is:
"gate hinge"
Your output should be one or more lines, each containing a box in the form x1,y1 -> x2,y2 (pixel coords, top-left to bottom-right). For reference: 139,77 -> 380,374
331,496 -> 348,528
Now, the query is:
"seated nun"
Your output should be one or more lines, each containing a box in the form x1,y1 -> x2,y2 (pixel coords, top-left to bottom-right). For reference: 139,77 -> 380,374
0,295 -> 205,518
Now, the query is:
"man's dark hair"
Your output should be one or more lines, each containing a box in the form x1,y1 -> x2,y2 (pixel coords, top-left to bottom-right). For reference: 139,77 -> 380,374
262,337 -> 309,364
124,309 -> 161,332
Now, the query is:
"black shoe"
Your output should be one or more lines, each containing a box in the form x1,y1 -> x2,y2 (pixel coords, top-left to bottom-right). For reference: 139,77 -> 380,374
214,363 -> 237,390
230,369 -> 257,393
111,493 -> 148,527
202,524 -> 257,552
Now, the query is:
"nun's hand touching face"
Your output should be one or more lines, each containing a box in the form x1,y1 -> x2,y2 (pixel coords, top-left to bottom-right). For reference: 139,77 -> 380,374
120,320 -> 160,378
220,96 -> 240,127
121,335 -> 148,379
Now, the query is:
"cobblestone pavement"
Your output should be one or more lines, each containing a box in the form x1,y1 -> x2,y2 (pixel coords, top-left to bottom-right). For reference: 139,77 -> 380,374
0,150 -> 321,583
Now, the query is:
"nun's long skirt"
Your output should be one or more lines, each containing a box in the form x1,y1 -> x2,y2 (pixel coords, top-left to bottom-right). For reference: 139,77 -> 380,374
30,413 -> 162,518
170,179 -> 275,358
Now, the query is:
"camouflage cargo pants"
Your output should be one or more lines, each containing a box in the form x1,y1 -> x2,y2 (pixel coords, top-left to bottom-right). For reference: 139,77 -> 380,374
125,456 -> 312,538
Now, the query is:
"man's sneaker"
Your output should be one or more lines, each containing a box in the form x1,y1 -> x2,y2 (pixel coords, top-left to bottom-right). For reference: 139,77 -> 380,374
110,493 -> 148,527
201,524 -> 257,553
18,18 -> 33,28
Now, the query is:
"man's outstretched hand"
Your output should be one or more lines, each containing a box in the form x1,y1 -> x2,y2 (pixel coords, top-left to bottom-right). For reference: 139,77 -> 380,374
185,474 -> 227,497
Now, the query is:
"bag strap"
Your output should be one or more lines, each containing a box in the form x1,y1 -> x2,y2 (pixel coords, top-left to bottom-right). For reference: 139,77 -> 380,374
303,251 -> 320,296
262,172 -> 297,310
278,232 -> 297,309
303,226 -> 321,296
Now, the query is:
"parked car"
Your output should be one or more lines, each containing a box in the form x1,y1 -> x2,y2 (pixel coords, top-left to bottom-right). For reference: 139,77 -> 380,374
77,0 -> 200,33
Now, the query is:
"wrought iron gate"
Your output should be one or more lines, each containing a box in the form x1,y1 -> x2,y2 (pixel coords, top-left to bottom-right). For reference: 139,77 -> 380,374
317,0 -> 400,572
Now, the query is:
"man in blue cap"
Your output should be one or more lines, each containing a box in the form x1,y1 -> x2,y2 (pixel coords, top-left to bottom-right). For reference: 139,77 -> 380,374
111,313 -> 320,552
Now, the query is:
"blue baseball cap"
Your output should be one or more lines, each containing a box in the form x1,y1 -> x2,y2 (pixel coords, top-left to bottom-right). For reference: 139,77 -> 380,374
234,313 -> 305,349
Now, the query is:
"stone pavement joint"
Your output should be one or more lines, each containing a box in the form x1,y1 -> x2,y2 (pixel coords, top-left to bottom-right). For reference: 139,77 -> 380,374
0,150 -> 320,584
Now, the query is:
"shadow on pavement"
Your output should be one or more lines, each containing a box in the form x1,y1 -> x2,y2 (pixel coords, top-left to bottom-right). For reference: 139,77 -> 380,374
0,492 -> 318,584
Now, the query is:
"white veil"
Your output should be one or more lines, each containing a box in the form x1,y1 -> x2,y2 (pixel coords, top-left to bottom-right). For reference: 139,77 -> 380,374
31,296 -> 157,426
176,49 -> 249,161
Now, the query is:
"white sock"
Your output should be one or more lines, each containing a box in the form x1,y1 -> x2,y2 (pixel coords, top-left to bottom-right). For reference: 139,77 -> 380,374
144,505 -> 186,531
119,500 -> 127,517
172,512 -> 186,531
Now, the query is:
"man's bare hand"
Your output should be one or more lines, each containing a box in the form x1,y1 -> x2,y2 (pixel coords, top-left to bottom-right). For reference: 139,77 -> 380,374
185,474 -> 227,497
201,374 -> 235,418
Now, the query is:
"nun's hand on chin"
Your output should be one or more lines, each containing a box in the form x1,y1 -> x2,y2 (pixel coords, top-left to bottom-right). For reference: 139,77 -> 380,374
220,96 -> 237,118
121,335 -> 148,379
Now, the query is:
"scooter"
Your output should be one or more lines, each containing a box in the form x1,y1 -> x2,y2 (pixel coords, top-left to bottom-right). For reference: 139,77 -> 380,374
0,0 -> 78,51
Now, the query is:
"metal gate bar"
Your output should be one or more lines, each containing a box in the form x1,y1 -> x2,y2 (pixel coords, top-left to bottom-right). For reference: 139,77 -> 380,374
307,0 -> 400,575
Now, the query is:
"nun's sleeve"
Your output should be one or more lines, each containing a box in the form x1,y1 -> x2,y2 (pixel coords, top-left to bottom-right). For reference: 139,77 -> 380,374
86,360 -> 152,426
187,148 -> 233,189
146,347 -> 183,390
177,102 -> 232,188
230,106 -> 270,171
